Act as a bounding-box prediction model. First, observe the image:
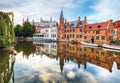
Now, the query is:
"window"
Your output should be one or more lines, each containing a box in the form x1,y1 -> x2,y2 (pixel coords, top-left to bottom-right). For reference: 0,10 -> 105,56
73,29 -> 75,32
101,52 -> 105,55
89,26 -> 92,29
84,48 -> 87,51
64,35 -> 66,38
109,36 -> 113,40
84,31 -> 87,33
71,23 -> 74,26
67,30 -> 69,32
96,36 -> 99,40
70,34 -> 71,38
101,36 -> 105,40
96,56 -> 99,60
96,31 -> 100,34
80,35 -> 82,38
77,35 -> 79,38
53,25 -> 56,27
98,25 -> 101,28
64,30 -> 66,32
91,48 -> 94,53
96,51 -> 99,54
73,34 -> 74,38
80,29 -> 82,32
84,36 -> 87,39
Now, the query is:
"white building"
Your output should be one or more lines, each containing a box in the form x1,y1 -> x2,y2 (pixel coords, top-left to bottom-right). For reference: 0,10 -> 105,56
33,19 -> 57,42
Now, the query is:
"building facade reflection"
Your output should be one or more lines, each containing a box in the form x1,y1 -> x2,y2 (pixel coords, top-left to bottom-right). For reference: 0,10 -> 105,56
33,42 -> 120,73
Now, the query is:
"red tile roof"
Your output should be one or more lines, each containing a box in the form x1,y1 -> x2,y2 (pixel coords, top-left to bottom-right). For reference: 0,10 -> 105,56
115,20 -> 120,28
84,21 -> 109,31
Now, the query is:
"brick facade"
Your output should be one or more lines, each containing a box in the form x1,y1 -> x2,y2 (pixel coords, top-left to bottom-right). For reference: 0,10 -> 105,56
83,20 -> 114,44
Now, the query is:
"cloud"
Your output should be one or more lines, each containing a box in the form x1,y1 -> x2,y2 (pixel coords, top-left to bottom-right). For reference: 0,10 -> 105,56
66,71 -> 75,79
0,0 -> 76,25
88,0 -> 120,23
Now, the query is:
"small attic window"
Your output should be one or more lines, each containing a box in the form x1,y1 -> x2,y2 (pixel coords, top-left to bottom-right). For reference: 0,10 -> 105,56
71,23 -> 74,26
89,26 -> 92,29
98,25 -> 101,28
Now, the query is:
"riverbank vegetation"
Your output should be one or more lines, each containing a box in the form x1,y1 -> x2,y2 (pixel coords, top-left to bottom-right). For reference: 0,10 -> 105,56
0,12 -> 15,48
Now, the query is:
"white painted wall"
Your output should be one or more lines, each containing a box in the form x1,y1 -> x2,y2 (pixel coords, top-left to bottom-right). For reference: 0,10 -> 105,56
40,21 -> 57,41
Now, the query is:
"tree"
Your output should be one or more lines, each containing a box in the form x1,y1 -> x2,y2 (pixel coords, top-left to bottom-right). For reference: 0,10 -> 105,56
22,22 -> 35,37
14,24 -> 23,37
0,12 -> 15,47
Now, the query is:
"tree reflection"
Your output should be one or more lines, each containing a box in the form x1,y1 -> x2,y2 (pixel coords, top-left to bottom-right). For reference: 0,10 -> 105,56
15,41 -> 35,58
0,50 -> 16,83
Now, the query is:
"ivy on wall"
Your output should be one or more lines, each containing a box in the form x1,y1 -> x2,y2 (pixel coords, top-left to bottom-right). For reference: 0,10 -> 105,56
0,12 -> 15,47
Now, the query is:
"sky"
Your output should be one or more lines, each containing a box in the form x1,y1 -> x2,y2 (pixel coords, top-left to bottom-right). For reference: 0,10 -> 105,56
0,0 -> 120,25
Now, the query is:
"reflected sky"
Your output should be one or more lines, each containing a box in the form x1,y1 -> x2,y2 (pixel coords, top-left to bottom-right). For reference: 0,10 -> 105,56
14,53 -> 98,83
1,41 -> 120,83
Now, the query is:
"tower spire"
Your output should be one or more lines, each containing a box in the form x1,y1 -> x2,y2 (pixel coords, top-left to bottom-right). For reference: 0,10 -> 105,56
60,9 -> 64,18
50,16 -> 52,22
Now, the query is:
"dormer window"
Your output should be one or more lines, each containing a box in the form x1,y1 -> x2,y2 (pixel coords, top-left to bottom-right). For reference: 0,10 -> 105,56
89,26 -> 92,29
71,23 -> 74,27
98,25 -> 101,28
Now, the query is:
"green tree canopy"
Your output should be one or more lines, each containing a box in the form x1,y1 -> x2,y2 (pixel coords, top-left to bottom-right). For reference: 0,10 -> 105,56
23,22 -> 35,37
14,22 -> 35,37
14,24 -> 23,37
0,12 -> 15,47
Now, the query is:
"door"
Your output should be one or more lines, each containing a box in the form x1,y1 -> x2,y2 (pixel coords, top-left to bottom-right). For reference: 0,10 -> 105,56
91,36 -> 94,43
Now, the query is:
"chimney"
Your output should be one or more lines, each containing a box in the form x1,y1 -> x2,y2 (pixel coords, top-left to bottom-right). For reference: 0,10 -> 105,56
78,16 -> 80,23
110,19 -> 113,23
40,18 -> 43,22
84,16 -> 87,25
67,21 -> 70,27
32,20 -> 34,26
77,16 -> 80,27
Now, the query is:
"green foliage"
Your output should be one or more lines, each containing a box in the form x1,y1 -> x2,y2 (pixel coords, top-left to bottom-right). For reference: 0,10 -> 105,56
23,22 -> 35,37
0,12 -> 15,47
14,24 -> 23,36
14,22 -> 35,37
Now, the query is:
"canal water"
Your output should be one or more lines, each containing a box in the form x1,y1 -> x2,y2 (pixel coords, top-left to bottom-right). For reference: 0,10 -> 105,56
0,41 -> 120,83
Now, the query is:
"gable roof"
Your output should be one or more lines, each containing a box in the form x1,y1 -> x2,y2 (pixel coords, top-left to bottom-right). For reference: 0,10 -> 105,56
69,21 -> 83,28
64,20 -> 84,28
115,20 -> 120,28
84,21 -> 109,31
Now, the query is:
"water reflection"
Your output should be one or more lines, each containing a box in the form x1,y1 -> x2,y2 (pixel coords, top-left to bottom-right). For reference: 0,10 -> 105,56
34,42 -> 120,73
1,41 -> 120,83
0,50 -> 16,83
15,41 -> 36,59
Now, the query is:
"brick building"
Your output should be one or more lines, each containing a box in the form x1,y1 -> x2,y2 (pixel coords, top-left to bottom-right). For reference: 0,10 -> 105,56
56,42 -> 117,72
57,10 -> 86,42
83,20 -> 114,44
114,20 -> 120,40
